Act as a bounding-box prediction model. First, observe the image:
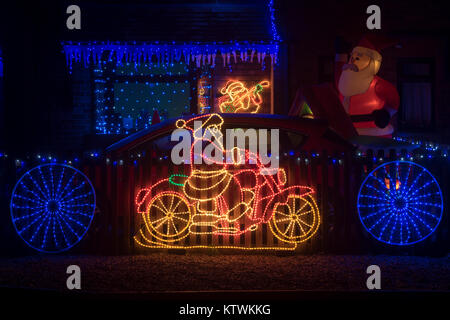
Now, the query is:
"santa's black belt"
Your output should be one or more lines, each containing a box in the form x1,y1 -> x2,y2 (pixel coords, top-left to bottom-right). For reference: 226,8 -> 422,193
350,114 -> 373,122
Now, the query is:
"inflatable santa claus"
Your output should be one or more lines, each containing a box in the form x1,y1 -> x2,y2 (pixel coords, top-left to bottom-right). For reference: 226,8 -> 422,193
335,34 -> 399,137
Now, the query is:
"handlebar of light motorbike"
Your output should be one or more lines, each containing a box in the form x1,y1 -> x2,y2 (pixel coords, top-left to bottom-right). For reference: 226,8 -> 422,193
176,113 -> 224,132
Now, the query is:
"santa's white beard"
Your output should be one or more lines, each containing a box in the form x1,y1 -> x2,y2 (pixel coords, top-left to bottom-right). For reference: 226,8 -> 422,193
338,63 -> 375,97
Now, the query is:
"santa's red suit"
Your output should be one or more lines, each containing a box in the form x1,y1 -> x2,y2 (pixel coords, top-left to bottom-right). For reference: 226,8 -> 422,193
334,34 -> 400,137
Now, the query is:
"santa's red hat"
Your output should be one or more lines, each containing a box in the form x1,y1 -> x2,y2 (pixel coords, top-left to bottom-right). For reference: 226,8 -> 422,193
353,33 -> 397,62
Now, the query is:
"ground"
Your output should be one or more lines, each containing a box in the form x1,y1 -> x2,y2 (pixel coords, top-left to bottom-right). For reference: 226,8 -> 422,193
0,254 -> 449,293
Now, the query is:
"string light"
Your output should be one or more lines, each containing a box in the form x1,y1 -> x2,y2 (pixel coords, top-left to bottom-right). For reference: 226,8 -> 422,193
169,174 -> 189,186
269,194 -> 320,244
93,62 -> 191,135
218,80 -> 270,113
198,77 -> 212,114
10,164 -> 96,253
268,0 -> 281,42
2,135 -> 448,173
62,42 -> 279,72
135,113 -> 320,249
358,161 -> 443,245
134,229 -> 297,250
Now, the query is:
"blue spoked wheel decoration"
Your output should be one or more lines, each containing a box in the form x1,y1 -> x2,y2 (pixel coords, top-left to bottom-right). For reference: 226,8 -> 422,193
10,164 -> 96,253
358,161 -> 443,245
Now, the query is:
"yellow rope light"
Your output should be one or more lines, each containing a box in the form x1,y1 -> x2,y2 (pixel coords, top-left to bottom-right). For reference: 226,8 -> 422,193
134,113 -> 320,250
218,80 -> 270,113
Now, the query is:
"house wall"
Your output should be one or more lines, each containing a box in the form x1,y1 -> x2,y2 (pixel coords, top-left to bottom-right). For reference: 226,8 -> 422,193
277,0 -> 450,142
55,65 -> 94,150
1,1 -> 449,153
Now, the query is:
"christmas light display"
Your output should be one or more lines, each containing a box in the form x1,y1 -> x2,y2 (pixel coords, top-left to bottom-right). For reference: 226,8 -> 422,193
198,77 -> 212,114
169,174 -> 189,187
269,0 -> 281,42
0,50 -> 3,77
393,136 -> 448,153
93,62 -> 191,134
62,42 -> 279,72
357,161 -> 443,245
218,80 -> 270,113
10,164 -> 96,253
134,113 -> 320,250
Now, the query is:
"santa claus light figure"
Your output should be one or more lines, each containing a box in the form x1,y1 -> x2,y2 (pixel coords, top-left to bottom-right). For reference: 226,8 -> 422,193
335,34 -> 399,137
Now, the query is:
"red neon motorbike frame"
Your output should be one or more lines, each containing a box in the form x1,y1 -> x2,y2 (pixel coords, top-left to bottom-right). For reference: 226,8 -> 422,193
136,113 -> 316,237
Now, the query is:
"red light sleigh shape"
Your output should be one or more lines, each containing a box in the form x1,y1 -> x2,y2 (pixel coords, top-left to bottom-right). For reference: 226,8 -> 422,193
134,114 -> 320,250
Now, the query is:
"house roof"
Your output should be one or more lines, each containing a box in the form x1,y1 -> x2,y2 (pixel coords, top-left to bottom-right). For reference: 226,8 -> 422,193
67,1 -> 277,43
62,1 -> 280,71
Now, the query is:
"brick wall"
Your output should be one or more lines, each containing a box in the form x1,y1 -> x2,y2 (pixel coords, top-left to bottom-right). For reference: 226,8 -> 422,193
54,65 -> 94,150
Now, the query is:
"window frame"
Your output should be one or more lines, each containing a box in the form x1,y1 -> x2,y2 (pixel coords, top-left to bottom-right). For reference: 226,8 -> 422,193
91,58 -> 198,135
397,57 -> 436,132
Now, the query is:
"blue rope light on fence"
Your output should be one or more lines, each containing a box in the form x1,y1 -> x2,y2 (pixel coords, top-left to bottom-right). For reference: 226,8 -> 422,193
10,164 -> 96,253
357,161 -> 443,245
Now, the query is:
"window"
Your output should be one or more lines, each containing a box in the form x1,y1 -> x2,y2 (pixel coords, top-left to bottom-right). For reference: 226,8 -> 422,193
318,56 -> 334,84
198,62 -> 273,115
93,61 -> 192,135
92,54 -> 274,135
397,59 -> 435,130
91,52 -> 275,135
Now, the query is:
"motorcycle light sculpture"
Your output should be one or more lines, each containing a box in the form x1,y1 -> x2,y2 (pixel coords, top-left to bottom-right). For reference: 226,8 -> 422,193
134,113 -> 320,250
